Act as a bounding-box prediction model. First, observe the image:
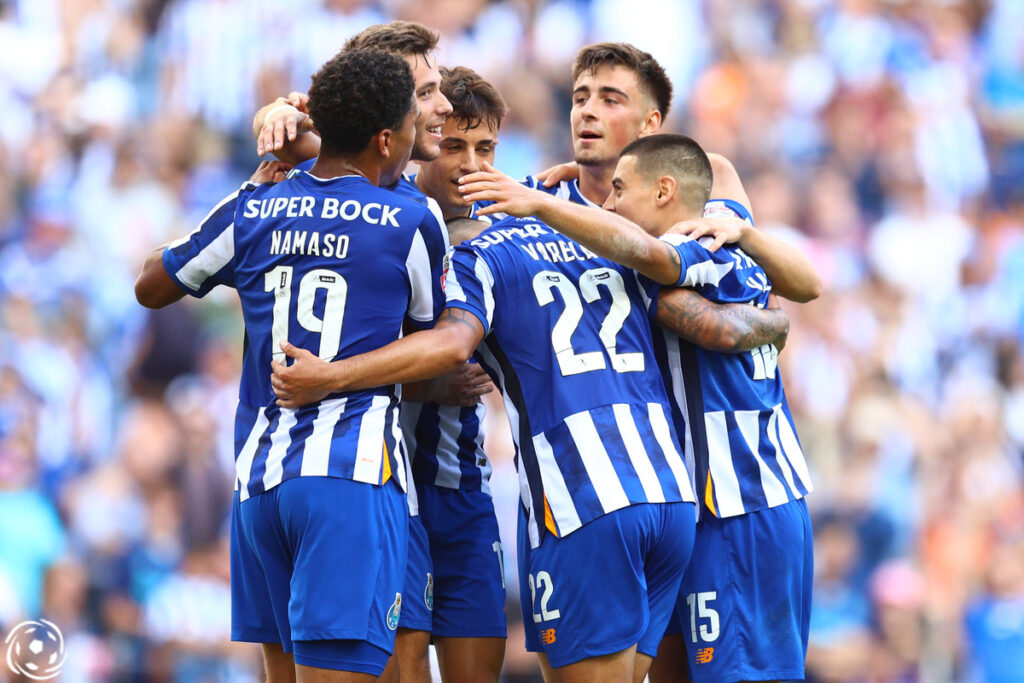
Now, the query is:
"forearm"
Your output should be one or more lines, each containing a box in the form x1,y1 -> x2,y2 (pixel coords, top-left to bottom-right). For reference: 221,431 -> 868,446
532,195 -> 681,285
656,288 -> 789,353
331,327 -> 474,393
738,226 -> 822,302
135,246 -> 186,308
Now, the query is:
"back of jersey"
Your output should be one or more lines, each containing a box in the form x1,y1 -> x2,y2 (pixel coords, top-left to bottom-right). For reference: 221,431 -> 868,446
445,216 -> 695,549
163,171 -> 446,500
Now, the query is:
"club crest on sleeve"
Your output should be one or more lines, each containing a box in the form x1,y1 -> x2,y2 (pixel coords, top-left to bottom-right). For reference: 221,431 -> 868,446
386,593 -> 402,631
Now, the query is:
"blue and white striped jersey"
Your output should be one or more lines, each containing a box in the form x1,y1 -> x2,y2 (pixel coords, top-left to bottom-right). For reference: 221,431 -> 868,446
444,215 -> 699,549
654,199 -> 813,519
523,176 -> 601,208
162,170 -> 448,501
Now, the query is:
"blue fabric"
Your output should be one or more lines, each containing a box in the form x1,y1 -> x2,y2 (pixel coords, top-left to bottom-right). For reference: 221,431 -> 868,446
400,513 -> 434,632
418,484 -> 507,637
679,498 -> 813,682
518,502 -> 695,668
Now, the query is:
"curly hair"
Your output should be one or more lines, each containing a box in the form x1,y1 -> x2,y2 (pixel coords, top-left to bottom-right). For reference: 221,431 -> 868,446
441,66 -> 509,133
573,43 -> 673,119
343,21 -> 439,58
307,49 -> 415,156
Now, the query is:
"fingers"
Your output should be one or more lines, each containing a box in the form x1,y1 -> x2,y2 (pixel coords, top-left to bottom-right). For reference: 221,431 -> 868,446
710,233 -> 727,252
279,340 -> 303,359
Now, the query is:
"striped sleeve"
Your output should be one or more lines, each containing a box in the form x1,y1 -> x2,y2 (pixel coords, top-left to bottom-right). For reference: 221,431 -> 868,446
444,245 -> 496,334
162,187 -> 245,297
659,234 -> 771,305
406,205 -> 450,327
703,198 -> 754,225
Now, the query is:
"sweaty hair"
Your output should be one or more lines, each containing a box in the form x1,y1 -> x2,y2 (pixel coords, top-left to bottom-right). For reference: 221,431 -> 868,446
343,21 -> 439,57
308,49 -> 415,156
620,134 -> 712,213
573,42 -> 673,118
441,66 -> 509,133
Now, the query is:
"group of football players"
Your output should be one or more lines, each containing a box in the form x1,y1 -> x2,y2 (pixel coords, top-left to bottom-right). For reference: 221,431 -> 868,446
135,19 -> 821,683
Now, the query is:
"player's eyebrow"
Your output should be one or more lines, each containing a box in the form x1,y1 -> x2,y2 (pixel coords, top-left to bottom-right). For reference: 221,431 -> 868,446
611,177 -> 623,190
597,86 -> 630,100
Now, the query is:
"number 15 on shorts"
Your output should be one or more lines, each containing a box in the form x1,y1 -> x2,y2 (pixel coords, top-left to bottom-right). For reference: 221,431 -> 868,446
685,591 -> 719,643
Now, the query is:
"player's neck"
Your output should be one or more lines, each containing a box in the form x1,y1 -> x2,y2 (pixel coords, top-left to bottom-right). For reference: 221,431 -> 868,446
650,208 -> 702,237
309,154 -> 382,186
577,163 -> 614,206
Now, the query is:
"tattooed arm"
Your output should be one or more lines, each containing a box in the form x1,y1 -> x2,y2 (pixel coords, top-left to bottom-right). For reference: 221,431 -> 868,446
270,308 -> 486,408
657,289 -> 789,353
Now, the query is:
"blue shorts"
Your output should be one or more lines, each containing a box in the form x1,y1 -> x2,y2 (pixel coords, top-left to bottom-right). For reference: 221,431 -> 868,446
400,513 -> 434,632
518,502 -> 695,668
418,484 -> 507,638
678,498 -> 813,683
231,476 -> 408,675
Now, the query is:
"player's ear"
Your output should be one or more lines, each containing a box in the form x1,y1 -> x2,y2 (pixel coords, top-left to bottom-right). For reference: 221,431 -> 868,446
638,109 -> 661,137
377,129 -> 393,159
655,174 -> 676,207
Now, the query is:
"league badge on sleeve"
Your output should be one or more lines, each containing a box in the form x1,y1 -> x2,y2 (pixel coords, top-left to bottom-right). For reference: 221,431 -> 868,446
386,593 -> 403,631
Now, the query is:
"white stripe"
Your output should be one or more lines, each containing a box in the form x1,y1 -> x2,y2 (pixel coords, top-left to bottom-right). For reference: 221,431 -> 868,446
613,404 -> 665,503
735,410 -> 789,507
566,411 -> 630,513
406,229 -> 435,323
390,401 -> 409,493
705,411 -> 745,516
169,189 -> 240,248
765,408 -> 798,497
633,270 -> 653,314
661,332 -> 698,500
433,406 -> 464,489
775,406 -> 813,493
236,408 -> 270,502
262,408 -> 297,491
679,259 -> 735,289
406,468 -> 420,515
474,402 -> 492,496
533,432 -> 583,536
425,197 -> 451,251
474,256 -> 496,329
648,403 -> 695,503
300,398 -> 347,477
354,395 -> 390,483
444,259 -> 468,303
176,224 -> 235,292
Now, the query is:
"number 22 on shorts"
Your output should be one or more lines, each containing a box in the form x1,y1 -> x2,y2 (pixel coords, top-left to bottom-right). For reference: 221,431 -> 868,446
685,591 -> 720,643
528,571 -> 561,623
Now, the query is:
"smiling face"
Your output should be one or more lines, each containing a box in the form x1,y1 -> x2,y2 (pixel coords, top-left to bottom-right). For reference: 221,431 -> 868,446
416,115 -> 498,219
406,52 -> 453,162
571,64 -> 660,168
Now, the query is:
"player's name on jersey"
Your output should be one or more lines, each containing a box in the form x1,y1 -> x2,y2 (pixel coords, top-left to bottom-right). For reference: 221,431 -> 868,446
469,223 -> 599,264
243,196 -> 404,227
269,229 -> 349,259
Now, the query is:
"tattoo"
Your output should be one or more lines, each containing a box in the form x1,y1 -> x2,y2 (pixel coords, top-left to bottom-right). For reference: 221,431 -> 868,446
656,289 -> 788,353
662,242 -> 681,274
437,307 -> 483,335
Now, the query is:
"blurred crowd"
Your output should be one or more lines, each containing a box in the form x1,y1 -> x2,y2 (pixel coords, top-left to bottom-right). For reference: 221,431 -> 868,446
1,0 -> 1023,680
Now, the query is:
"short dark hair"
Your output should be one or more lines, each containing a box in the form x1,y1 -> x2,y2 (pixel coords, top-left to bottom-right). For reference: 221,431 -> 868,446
441,66 -> 509,133
308,49 -> 415,156
620,134 -> 712,213
573,43 -> 673,118
344,21 -> 439,57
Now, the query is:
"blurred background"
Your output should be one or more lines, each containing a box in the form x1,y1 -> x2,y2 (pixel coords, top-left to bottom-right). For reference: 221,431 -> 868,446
1,0 -> 1023,680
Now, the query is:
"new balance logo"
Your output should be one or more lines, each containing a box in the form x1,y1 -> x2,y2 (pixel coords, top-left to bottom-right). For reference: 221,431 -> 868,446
540,628 -> 556,645
695,647 -> 714,665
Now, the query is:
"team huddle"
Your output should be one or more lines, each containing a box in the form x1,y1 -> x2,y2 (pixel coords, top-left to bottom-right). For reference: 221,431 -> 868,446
135,20 -> 820,683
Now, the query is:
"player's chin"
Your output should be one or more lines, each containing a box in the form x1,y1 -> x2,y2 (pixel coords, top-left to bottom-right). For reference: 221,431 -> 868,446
412,139 -> 442,163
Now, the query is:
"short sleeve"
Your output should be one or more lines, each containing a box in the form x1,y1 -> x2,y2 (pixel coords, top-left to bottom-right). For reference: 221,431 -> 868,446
703,198 -> 754,225
443,245 -> 496,335
405,206 -> 450,328
659,234 -> 771,304
162,187 -> 245,297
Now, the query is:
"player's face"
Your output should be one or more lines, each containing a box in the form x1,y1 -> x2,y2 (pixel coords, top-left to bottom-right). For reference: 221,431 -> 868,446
416,117 -> 499,218
571,64 -> 659,168
602,155 -> 660,234
406,53 -> 453,163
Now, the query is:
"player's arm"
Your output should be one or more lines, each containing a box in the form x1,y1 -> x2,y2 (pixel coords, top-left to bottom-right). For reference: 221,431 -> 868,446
461,162 -> 687,285
677,154 -> 822,302
135,245 -> 187,308
271,308 -> 486,409
657,289 -> 789,352
252,95 -> 321,165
